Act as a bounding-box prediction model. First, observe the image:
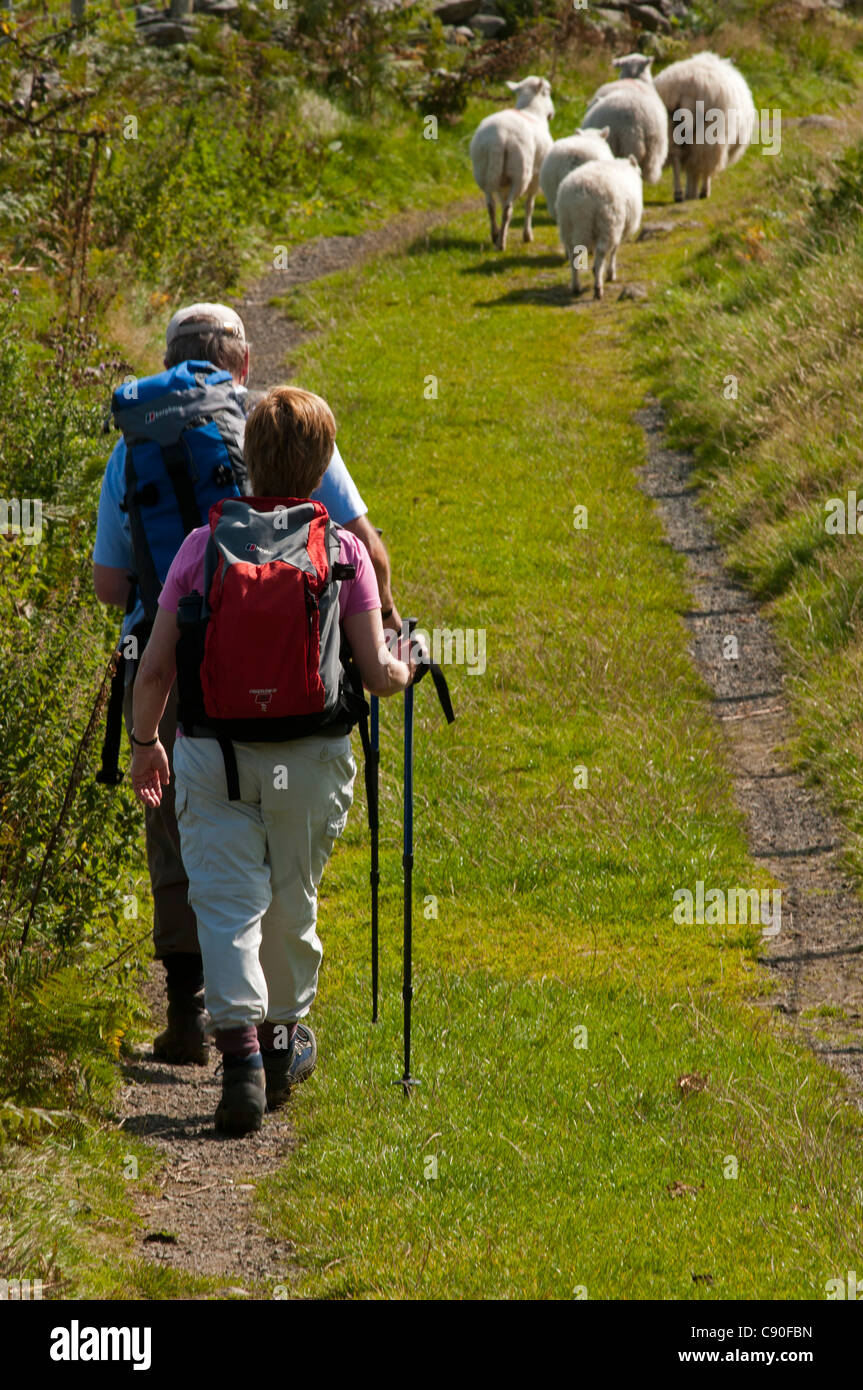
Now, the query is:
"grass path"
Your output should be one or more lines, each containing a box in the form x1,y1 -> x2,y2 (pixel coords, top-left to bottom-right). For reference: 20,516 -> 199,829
221,161 -> 863,1299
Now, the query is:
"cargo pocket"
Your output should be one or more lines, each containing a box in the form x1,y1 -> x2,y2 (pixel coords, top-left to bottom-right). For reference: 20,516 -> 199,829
323,757 -> 355,846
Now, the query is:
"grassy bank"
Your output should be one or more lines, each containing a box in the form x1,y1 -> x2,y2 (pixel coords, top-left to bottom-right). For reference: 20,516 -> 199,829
640,103 -> 863,881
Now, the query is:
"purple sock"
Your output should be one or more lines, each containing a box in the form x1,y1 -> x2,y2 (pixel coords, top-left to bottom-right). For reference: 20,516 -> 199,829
215,1025 -> 260,1059
258,1020 -> 297,1053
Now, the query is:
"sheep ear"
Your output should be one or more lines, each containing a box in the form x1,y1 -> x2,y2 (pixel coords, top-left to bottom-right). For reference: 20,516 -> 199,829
601,126 -> 610,140
628,154 -> 640,168
505,80 -> 519,91
573,127 -> 583,135
612,56 -> 624,68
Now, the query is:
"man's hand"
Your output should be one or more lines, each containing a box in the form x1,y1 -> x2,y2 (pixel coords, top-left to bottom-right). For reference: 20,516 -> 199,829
131,740 -> 170,808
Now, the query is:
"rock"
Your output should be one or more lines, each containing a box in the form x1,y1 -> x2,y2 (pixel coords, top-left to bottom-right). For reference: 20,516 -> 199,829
799,114 -> 844,130
618,283 -> 648,301
594,6 -> 632,28
638,220 -> 676,239
195,0 -> 239,12
13,69 -> 61,107
627,3 -> 671,31
470,13 -> 507,36
136,17 -> 195,43
433,0 -> 482,22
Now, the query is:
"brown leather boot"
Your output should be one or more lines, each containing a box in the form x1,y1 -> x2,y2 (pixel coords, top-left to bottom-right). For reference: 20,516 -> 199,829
152,987 -> 209,1065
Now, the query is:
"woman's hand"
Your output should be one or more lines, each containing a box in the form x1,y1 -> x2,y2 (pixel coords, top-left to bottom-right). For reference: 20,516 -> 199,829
131,740 -> 170,808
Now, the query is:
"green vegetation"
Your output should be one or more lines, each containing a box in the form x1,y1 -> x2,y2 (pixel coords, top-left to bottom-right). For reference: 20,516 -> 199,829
248,189 -> 862,1297
2,0 -> 863,1298
640,105 -> 863,877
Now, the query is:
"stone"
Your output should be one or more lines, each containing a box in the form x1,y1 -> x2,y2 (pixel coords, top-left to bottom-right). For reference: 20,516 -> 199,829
638,221 -> 676,239
433,0 -> 482,22
628,3 -> 671,31
136,17 -> 196,43
594,6 -> 631,28
799,113 -> 844,130
618,283 -> 649,301
470,12 -> 507,36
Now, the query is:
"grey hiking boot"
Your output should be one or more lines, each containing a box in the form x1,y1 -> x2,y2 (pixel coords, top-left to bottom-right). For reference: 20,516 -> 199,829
152,987 -> 210,1066
214,1056 -> 266,1136
261,1024 -> 317,1111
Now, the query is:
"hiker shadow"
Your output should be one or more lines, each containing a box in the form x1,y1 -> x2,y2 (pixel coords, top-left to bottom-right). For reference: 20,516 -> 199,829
121,1110 -> 217,1141
121,1060 -> 189,1087
462,252 -> 564,276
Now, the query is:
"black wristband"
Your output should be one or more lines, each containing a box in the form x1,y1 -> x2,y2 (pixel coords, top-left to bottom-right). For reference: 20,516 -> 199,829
130,731 -> 158,748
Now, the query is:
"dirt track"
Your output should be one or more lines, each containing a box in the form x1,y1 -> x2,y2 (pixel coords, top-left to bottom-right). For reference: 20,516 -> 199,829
118,198 -> 479,1291
638,402 -> 863,1099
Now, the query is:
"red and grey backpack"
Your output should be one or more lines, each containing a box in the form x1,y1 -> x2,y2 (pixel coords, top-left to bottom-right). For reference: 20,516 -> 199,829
176,496 -> 368,797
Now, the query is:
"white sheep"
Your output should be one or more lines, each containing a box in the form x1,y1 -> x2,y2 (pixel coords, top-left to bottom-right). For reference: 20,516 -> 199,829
555,155 -> 643,300
653,51 -> 756,201
539,127 -> 614,219
587,52 -> 655,108
581,76 -> 669,185
469,76 -> 555,251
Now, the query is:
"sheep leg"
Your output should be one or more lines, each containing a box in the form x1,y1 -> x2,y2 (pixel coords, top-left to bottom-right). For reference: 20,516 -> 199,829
685,168 -> 698,201
486,196 -> 499,249
670,152 -> 684,203
499,196 -> 515,253
523,192 -> 535,243
699,175 -> 711,200
569,245 -> 582,297
593,245 -> 608,301
608,245 -> 618,283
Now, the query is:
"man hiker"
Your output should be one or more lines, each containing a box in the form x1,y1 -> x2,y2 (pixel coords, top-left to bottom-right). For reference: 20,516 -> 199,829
92,303 -> 402,1067
129,386 -> 415,1134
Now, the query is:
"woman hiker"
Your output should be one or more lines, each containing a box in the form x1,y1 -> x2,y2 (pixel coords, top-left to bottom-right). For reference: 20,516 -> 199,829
128,386 -> 415,1135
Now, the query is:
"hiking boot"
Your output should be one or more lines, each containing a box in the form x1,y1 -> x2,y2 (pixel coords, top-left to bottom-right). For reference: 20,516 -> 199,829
214,1055 -> 266,1136
262,1024 -> 317,1111
152,987 -> 210,1066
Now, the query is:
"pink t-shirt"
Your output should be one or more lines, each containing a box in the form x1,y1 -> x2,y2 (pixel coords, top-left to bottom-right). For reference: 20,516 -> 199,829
158,523 -> 380,619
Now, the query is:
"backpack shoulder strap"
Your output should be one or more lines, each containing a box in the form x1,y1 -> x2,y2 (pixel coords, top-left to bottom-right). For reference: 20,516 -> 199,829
162,438 -> 202,536
124,445 -> 163,622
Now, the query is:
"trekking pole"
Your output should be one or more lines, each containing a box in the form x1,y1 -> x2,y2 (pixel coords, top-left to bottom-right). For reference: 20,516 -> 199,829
394,619 -> 456,1096
369,694 -> 380,1023
396,620 -> 419,1094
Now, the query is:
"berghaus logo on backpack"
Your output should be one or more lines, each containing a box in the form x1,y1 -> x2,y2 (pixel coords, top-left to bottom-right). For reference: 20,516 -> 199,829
112,360 -> 249,625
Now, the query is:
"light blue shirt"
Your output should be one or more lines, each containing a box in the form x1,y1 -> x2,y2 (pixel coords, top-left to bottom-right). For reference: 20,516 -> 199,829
93,433 -> 367,635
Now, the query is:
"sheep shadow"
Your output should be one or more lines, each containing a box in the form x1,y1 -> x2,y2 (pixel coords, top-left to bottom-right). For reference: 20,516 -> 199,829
462,252 -> 565,277
477,281 -> 583,309
404,233 -> 487,257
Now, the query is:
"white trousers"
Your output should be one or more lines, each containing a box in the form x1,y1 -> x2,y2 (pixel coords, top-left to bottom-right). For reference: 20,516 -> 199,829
173,733 -> 356,1031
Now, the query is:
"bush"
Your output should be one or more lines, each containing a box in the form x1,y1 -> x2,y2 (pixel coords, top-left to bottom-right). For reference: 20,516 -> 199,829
0,288 -> 143,1122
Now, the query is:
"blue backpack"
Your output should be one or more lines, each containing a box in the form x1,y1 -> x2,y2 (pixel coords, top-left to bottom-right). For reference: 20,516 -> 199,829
112,360 -> 249,623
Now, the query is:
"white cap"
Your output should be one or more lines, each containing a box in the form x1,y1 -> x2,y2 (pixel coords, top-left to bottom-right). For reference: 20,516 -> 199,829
165,302 -> 247,349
